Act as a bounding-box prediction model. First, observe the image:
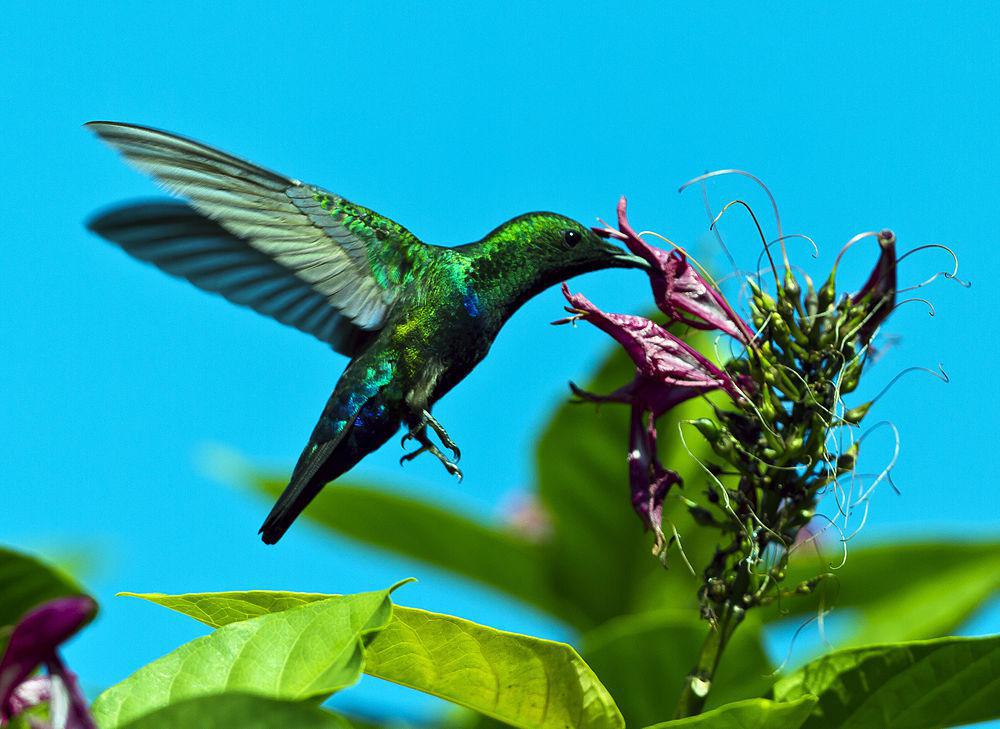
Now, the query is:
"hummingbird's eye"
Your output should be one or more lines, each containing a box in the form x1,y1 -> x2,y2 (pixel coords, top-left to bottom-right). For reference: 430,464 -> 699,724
562,229 -> 582,247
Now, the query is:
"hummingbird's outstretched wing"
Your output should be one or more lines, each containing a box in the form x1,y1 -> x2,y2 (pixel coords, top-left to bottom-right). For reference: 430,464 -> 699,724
87,121 -> 427,354
88,201 -> 375,355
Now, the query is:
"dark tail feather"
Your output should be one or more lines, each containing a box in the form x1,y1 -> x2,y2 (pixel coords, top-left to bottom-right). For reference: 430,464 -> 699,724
259,438 -> 342,545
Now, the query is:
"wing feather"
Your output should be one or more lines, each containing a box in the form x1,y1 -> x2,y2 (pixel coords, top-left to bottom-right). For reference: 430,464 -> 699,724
87,121 -> 426,337
87,200 -> 376,356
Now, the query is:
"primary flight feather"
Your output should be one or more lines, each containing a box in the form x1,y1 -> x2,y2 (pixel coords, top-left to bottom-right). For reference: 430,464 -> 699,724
87,121 -> 647,543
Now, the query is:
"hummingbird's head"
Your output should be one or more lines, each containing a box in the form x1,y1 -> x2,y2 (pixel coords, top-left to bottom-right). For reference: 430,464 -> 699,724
506,212 -> 651,281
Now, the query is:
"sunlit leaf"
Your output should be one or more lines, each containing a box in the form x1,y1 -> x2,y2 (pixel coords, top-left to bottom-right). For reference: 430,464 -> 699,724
366,606 -> 624,729
92,587 -> 398,728
642,696 -> 817,728
117,693 -> 351,728
582,610 -> 774,726
773,634 -> 1000,728
124,590 -> 625,729
775,540 -> 1000,646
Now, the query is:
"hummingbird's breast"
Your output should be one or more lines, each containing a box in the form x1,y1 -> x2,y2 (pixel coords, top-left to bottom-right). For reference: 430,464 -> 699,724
387,254 -> 501,405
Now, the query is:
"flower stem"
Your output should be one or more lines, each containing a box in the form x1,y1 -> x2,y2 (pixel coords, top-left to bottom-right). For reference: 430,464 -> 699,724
673,601 -> 745,719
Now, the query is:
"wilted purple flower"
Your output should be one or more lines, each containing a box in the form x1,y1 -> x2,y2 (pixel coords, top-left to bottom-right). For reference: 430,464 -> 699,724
0,596 -> 97,729
557,286 -> 749,555
626,406 -> 682,555
593,197 -> 756,345
850,229 -> 897,344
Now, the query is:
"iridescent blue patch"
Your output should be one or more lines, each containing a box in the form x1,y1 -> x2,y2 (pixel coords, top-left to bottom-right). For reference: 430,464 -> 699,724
463,291 -> 481,318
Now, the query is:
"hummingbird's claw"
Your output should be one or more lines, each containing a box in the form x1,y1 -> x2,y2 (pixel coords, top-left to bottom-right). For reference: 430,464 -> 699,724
399,444 -> 428,464
399,413 -> 463,479
421,409 -> 461,462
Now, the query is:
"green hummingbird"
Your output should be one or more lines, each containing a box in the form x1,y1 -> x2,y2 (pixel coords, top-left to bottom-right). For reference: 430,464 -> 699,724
87,121 -> 648,544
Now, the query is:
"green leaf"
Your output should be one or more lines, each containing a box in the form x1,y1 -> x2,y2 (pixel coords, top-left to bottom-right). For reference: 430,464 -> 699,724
535,344 -> 719,629
773,634 -> 1000,728
582,611 -> 774,726
116,693 -> 351,728
244,477 -> 564,620
366,605 -> 624,729
0,544 -> 90,629
124,590 -> 626,729
642,697 -> 818,729
92,587 -> 397,728
776,540 -> 1000,646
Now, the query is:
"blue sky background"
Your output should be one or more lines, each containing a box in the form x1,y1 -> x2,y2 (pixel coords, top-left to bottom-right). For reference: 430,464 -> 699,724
2,2 -> 997,722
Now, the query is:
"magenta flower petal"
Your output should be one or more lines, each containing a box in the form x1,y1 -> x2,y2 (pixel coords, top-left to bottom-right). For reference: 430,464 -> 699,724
628,406 -> 681,553
594,197 -> 756,344
0,596 -> 96,727
560,287 -> 753,554
561,285 -> 744,402
851,229 -> 897,344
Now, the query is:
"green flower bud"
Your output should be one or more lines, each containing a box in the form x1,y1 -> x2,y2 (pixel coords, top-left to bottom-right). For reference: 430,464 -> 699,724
692,417 -> 721,443
844,401 -> 873,423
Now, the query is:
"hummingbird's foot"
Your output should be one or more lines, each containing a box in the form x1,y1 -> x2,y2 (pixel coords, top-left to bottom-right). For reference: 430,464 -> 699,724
399,424 -> 463,481
420,409 -> 461,462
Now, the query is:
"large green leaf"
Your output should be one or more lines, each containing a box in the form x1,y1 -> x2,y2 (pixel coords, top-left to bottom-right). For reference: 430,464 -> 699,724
92,587 -> 397,728
117,693 -> 351,728
244,478 -> 564,621
0,545 -> 90,629
773,634 -> 1000,728
775,540 -> 1000,646
535,344 -> 720,629
367,605 -> 624,729
124,590 -> 625,729
643,696 -> 818,729
582,610 -> 774,726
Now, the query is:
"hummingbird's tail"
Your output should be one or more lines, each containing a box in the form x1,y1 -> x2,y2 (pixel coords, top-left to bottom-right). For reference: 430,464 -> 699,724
258,438 -> 341,545
259,370 -> 401,544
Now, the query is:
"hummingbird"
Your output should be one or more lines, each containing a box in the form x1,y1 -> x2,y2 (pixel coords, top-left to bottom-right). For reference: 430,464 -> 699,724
86,121 -> 648,544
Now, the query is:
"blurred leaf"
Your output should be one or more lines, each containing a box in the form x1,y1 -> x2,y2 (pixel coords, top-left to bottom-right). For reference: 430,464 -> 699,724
642,696 -> 818,728
92,587 -> 398,728
125,590 -> 625,729
245,478 -> 564,620
117,693 -> 351,728
581,610 -> 774,726
775,540 -> 1000,645
0,545 -> 90,629
535,343 -> 719,628
773,634 -> 1000,728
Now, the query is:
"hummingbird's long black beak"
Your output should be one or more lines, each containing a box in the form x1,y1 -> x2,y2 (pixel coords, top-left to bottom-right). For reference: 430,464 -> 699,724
593,227 -> 652,271
608,246 -> 652,271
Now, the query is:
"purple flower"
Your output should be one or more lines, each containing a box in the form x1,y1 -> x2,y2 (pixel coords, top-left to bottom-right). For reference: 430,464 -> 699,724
558,286 -> 749,555
593,197 -> 756,345
850,229 -> 897,344
0,596 -> 97,729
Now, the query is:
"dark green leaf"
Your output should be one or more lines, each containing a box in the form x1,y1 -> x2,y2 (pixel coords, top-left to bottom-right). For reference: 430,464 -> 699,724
775,540 -> 1000,646
117,693 -> 351,728
93,587 -> 397,728
581,610 -> 774,726
642,697 -> 818,729
0,545 -> 90,629
773,634 -> 1000,729
124,590 -> 625,729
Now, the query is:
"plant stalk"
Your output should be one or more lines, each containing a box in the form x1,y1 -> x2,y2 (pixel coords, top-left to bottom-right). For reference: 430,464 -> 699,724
673,601 -> 745,719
